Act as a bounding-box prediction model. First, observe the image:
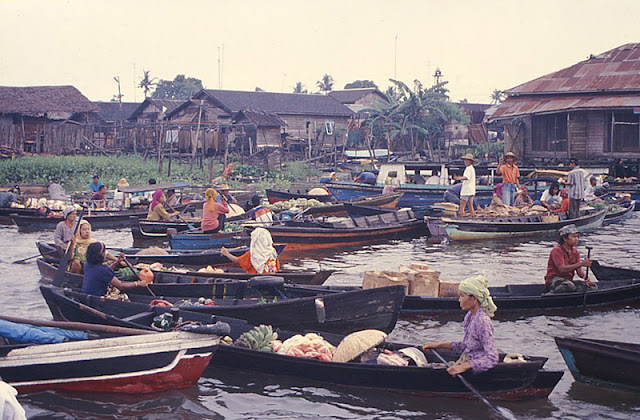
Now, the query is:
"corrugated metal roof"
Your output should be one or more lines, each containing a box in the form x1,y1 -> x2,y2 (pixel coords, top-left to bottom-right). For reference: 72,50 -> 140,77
490,94 -> 640,120
329,88 -> 385,104
507,43 -> 640,95
94,101 -> 140,122
233,109 -> 287,127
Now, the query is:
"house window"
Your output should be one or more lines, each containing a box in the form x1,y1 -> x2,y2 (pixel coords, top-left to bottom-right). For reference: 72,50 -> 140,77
605,111 -> 640,152
532,113 -> 568,152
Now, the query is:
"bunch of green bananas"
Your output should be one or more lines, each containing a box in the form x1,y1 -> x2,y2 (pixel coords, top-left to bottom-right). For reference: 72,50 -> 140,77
235,325 -> 278,352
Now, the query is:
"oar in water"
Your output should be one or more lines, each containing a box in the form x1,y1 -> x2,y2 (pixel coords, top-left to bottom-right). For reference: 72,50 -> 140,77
166,203 -> 197,231
123,258 -> 156,297
582,245 -> 593,312
429,349 -> 517,420
53,210 -> 85,285
12,249 -> 58,264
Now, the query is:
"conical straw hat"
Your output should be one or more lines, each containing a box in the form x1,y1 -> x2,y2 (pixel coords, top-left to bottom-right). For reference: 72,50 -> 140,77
332,329 -> 387,363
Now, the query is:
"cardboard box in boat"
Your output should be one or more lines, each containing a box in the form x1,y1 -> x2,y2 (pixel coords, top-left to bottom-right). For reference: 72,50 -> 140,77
363,266 -> 440,296
438,281 -> 460,297
409,271 -> 440,296
362,271 -> 409,292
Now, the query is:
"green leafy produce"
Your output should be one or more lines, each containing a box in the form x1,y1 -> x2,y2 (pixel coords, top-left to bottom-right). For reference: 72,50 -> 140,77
235,325 -> 277,352
117,267 -> 135,278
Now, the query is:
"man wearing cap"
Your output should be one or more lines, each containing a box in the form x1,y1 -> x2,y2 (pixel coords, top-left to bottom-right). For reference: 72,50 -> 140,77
563,158 -> 586,219
497,152 -> 520,206
544,224 -> 595,294
88,175 -> 104,193
453,153 -> 476,217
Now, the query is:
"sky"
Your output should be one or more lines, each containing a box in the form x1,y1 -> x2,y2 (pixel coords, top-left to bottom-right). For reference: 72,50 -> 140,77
1,0 -> 639,104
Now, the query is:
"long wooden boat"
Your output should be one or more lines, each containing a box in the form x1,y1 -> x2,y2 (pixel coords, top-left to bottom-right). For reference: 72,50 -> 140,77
169,230 -> 249,251
603,201 -> 636,224
443,208 -> 606,241
0,323 -> 218,394
37,241 -> 286,266
281,277 -> 640,319
37,258 -> 333,290
38,287 -> 562,400
590,260 -> 640,281
130,216 -> 203,241
325,181 -> 494,208
266,188 -> 335,204
40,284 -> 404,335
555,337 -> 640,392
11,202 -> 196,231
298,192 -> 403,218
266,210 -> 428,251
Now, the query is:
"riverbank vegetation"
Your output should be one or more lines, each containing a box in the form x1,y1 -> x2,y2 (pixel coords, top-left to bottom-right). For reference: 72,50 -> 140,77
0,156 -> 318,192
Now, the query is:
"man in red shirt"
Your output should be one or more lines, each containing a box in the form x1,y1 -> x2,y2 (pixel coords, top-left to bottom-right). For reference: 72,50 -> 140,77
544,224 -> 595,293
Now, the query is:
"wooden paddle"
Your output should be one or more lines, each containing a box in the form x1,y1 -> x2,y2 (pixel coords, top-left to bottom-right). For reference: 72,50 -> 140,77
166,203 -> 197,231
53,209 -> 84,285
123,258 -> 157,297
582,246 -> 593,311
12,249 -> 59,264
429,349 -> 516,420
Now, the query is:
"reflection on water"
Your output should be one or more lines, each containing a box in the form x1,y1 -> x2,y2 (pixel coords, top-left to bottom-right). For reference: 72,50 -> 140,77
1,216 -> 639,419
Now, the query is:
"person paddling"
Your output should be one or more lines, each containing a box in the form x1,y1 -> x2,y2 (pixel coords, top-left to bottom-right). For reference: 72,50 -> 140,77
423,275 -> 498,376
82,242 -> 147,297
544,224 -> 596,294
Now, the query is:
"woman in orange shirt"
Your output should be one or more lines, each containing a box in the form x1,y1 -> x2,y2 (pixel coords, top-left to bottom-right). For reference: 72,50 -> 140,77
201,188 -> 229,233
220,227 -> 280,274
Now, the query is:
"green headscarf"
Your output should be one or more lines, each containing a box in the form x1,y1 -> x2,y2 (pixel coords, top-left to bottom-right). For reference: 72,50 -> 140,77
458,275 -> 498,318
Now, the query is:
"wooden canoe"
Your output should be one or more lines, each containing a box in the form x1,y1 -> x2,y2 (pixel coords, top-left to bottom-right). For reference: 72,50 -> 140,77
555,337 -> 640,392
11,202 -> 196,231
40,284 -> 405,335
443,208 -> 606,241
299,192 -> 404,218
130,216 -> 202,241
0,323 -> 218,394
265,210 -> 428,251
265,189 -> 335,204
37,286 -> 562,400
280,277 -> 640,319
36,258 -> 334,288
603,201 -> 636,224
38,241 -> 287,267
590,260 -> 640,281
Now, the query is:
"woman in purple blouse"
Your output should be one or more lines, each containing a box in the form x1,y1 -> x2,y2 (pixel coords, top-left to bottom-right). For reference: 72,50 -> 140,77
423,275 -> 499,376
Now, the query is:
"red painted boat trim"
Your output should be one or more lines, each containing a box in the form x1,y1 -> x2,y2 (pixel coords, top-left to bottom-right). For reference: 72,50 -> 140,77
11,353 -> 212,395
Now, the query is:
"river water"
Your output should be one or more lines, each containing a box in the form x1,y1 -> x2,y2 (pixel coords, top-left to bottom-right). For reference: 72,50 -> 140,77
0,215 -> 639,419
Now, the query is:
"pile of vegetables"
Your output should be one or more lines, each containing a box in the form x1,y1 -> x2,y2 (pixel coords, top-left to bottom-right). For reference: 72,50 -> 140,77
235,325 -> 278,352
268,198 -> 328,211
273,332 -> 336,362
221,222 -> 243,233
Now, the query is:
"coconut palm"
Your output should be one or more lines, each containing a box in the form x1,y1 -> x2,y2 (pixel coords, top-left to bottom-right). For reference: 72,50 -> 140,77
139,70 -> 158,98
491,89 -> 505,104
316,74 -> 334,94
293,82 -> 308,94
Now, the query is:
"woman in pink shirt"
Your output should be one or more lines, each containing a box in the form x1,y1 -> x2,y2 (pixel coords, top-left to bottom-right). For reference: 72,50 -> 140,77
202,188 -> 229,233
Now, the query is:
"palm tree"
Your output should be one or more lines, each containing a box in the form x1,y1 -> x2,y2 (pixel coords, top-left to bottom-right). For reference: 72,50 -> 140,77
293,82 -> 308,94
138,70 -> 158,98
316,74 -> 334,94
490,89 -> 505,104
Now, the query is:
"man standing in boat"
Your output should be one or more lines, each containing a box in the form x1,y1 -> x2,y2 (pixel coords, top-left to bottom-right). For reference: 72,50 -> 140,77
544,224 -> 596,294
563,158 -> 586,219
453,153 -> 476,217
496,152 -> 520,206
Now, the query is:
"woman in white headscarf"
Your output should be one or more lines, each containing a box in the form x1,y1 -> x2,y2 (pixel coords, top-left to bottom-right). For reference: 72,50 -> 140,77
220,227 -> 280,274
422,275 -> 498,376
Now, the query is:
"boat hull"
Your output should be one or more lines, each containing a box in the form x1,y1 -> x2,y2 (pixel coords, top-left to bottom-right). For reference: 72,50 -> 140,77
266,189 -> 335,204
555,337 -> 640,392
444,209 -> 606,241
0,332 -> 217,394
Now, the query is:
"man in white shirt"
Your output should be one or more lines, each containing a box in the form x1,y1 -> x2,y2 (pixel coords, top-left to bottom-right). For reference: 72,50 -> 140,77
453,153 -> 477,217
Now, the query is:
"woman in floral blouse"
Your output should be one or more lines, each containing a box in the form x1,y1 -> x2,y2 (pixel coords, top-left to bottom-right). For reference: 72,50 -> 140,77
423,275 -> 498,376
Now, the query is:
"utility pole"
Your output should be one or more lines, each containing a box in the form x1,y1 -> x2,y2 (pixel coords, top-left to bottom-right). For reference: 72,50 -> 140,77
114,76 -> 126,152
394,35 -> 397,80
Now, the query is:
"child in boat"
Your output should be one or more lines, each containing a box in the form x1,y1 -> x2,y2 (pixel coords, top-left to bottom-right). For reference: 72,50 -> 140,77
220,227 -> 280,274
422,275 -> 498,376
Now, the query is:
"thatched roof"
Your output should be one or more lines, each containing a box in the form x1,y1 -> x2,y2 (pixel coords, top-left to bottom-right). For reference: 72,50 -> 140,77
0,85 -> 99,116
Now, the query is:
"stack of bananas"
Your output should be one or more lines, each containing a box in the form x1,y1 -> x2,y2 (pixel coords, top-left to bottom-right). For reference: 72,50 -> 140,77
235,325 -> 278,352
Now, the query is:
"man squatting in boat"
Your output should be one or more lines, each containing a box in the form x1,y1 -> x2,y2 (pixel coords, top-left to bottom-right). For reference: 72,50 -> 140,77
544,224 -> 597,294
